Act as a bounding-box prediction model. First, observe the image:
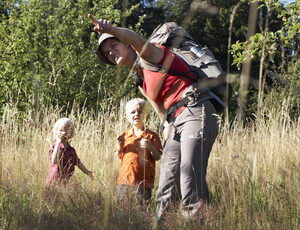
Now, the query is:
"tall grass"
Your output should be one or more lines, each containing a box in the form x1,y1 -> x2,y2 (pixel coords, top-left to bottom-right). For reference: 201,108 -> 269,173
0,98 -> 299,229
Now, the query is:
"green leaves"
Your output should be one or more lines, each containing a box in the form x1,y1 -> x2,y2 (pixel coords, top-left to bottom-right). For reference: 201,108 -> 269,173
0,0 -> 140,115
231,32 -> 278,70
231,0 -> 299,72
1,0 -> 298,120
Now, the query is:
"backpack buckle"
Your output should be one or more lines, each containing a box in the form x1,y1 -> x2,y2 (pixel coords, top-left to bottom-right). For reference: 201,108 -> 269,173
182,83 -> 211,107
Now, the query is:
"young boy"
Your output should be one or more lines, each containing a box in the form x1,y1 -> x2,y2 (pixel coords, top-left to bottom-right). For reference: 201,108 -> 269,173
115,98 -> 163,204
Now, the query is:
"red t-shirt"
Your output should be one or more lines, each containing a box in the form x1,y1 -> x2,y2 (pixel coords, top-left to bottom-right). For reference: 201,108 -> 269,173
142,44 -> 195,114
48,142 -> 80,180
116,128 -> 162,188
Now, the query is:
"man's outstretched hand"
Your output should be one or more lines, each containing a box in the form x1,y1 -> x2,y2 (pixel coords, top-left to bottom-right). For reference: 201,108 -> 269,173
88,14 -> 112,34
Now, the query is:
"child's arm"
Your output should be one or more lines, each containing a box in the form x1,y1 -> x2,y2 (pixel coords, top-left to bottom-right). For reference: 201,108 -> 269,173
140,139 -> 162,161
77,162 -> 95,180
50,139 -> 62,164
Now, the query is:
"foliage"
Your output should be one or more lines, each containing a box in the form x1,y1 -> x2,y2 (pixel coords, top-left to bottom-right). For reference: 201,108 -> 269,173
231,0 -> 299,70
0,1 -> 299,229
231,32 -> 277,70
154,0 -> 250,71
0,0 -> 141,117
0,0 -> 299,121
230,0 -> 299,119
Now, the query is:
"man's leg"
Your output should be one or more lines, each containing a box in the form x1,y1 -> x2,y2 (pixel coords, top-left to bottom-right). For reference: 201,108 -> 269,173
155,125 -> 181,221
176,101 -> 218,217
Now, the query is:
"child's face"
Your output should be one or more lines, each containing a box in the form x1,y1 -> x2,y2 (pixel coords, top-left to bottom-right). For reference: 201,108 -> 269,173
127,104 -> 145,128
57,124 -> 72,143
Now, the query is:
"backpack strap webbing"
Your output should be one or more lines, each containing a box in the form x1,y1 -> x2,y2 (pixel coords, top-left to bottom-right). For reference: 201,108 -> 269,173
160,91 -> 212,134
160,96 -> 190,134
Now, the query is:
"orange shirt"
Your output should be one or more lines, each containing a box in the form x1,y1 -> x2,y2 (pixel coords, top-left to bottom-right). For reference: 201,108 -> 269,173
116,128 -> 162,188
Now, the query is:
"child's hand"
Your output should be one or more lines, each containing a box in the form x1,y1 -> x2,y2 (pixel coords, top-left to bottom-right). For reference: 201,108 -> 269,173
116,135 -> 125,158
117,135 -> 125,144
140,138 -> 150,150
141,138 -> 162,161
60,135 -> 67,141
87,171 -> 95,180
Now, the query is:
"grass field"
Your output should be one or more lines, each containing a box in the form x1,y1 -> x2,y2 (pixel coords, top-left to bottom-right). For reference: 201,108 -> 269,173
0,99 -> 299,229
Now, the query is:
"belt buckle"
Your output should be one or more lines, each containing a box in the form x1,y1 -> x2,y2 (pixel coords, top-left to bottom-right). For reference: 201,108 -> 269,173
185,86 -> 201,107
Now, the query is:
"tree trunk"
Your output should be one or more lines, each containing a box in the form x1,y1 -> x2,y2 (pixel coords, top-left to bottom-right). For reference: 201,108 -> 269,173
237,1 -> 259,120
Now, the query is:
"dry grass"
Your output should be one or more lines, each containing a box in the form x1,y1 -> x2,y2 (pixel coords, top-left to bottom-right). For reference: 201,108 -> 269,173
0,98 -> 299,230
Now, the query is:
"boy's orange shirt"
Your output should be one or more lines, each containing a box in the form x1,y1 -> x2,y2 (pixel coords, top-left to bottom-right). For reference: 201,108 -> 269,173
116,128 -> 162,188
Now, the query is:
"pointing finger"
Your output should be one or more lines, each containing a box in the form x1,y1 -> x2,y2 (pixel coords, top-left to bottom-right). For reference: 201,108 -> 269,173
88,14 -> 98,25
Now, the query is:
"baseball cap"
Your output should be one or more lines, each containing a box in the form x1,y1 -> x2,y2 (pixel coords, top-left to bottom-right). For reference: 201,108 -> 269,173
95,33 -> 117,65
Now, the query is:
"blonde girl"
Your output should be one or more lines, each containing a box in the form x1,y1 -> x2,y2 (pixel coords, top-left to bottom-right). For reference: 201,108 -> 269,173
46,118 -> 94,186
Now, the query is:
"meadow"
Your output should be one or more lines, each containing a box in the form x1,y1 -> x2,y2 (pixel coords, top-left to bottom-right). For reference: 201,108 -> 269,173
0,98 -> 299,230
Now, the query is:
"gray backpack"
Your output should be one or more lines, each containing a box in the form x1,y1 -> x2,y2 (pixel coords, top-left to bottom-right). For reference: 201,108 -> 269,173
139,22 -> 234,113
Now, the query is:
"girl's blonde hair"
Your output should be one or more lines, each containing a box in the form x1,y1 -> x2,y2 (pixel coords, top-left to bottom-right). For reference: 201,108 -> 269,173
125,98 -> 150,121
53,118 -> 75,139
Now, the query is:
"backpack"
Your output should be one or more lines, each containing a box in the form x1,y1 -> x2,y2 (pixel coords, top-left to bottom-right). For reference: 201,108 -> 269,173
139,22 -> 234,113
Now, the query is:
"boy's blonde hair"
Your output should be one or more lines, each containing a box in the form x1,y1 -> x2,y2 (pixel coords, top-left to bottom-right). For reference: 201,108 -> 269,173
125,98 -> 150,121
53,118 -> 75,139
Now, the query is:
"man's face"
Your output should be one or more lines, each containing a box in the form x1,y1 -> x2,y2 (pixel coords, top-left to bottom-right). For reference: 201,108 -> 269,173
101,38 -> 132,66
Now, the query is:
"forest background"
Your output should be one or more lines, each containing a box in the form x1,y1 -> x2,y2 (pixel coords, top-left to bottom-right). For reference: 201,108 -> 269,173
0,0 -> 299,229
1,0 -> 298,119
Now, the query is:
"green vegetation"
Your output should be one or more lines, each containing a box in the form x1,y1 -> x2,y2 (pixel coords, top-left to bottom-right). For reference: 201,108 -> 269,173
0,0 -> 299,229
1,0 -> 298,121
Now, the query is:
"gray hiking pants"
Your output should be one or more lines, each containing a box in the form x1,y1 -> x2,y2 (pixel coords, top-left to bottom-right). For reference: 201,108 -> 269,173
156,99 -> 218,220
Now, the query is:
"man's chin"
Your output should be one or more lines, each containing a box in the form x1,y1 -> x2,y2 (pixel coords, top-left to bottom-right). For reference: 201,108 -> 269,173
116,57 -> 126,66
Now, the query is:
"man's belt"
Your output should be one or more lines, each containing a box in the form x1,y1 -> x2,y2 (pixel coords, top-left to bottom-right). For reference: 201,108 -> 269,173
160,86 -> 212,134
